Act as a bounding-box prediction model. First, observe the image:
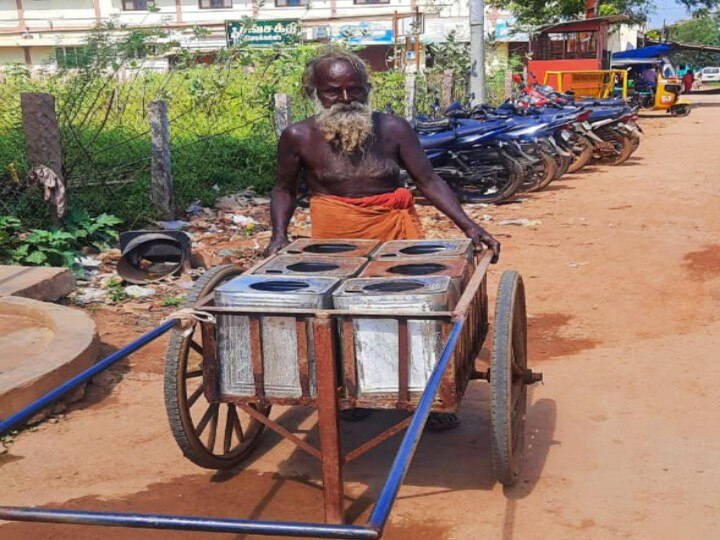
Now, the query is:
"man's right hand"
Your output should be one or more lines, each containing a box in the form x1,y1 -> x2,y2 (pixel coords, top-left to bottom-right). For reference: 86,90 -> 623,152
263,236 -> 290,258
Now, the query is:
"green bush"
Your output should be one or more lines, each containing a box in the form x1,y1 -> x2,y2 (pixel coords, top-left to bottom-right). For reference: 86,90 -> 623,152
0,28 -> 513,227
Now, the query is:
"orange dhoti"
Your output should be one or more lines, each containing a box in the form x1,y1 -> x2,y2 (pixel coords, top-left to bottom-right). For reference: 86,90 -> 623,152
309,188 -> 424,241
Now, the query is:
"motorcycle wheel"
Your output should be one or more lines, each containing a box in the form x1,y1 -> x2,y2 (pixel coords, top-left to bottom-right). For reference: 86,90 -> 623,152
629,133 -> 641,152
605,132 -> 634,166
567,134 -> 594,174
555,154 -> 572,179
445,155 -> 523,204
671,104 -> 691,117
524,151 -> 557,192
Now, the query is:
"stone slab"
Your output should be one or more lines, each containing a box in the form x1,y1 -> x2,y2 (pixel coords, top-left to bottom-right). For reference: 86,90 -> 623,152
0,296 -> 99,420
0,265 -> 76,301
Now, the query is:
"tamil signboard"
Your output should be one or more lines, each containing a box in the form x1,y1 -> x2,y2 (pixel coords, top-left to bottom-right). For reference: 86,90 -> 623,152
329,21 -> 393,45
226,20 -> 301,48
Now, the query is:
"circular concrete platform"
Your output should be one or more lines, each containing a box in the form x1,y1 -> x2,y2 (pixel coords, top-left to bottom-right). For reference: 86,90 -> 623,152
0,296 -> 99,420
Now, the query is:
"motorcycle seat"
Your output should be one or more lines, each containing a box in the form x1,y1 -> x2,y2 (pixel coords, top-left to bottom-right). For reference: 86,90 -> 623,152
589,109 -> 623,122
455,119 -> 507,137
414,118 -> 452,133
418,131 -> 457,149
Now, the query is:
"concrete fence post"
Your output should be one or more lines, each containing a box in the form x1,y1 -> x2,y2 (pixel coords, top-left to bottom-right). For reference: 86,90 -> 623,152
20,92 -> 64,226
148,100 -> 175,220
274,93 -> 292,138
404,73 -> 416,120
441,69 -> 454,108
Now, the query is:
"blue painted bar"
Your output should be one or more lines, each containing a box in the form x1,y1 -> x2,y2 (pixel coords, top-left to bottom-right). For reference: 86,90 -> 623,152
367,320 -> 465,533
0,319 -> 178,437
0,507 -> 380,539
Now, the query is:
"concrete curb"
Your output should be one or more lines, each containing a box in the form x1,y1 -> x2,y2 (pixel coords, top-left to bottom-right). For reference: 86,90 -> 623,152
0,296 -> 99,420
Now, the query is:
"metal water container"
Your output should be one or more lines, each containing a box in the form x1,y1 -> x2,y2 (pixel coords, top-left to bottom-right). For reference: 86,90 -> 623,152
280,238 -> 380,258
252,255 -> 368,279
214,275 -> 340,398
333,276 -> 457,398
372,239 -> 474,264
359,258 -> 470,298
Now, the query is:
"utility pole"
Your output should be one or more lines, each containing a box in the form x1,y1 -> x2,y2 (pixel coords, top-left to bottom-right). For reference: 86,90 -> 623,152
469,0 -> 485,105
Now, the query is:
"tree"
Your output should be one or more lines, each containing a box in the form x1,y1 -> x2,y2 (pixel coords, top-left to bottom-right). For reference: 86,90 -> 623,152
489,0 -> 652,27
666,14 -> 720,67
489,0 -> 720,27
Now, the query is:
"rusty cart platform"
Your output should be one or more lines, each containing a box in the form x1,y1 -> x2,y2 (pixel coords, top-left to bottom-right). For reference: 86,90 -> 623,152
0,250 -> 542,538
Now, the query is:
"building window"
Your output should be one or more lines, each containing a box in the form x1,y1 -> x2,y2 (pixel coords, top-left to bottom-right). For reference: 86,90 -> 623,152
275,0 -> 308,6
55,46 -> 93,68
122,0 -> 149,10
199,0 -> 232,8
353,0 -> 390,4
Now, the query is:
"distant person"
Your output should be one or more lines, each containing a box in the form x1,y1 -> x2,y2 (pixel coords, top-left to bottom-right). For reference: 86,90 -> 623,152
683,69 -> 694,93
641,66 -> 658,91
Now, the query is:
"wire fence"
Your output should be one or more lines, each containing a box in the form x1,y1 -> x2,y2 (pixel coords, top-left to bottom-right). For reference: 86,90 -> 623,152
0,36 -> 500,229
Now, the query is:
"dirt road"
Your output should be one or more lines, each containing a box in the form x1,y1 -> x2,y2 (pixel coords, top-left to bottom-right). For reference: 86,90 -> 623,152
2,92 -> 719,540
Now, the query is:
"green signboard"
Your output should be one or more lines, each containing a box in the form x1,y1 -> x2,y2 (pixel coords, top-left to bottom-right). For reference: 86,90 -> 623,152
226,19 -> 301,48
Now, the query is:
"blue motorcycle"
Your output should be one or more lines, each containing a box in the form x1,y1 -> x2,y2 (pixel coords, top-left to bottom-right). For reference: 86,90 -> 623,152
413,115 -> 525,204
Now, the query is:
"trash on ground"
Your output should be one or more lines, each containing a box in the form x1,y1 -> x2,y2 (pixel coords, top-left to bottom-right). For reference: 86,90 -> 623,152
75,288 -> 107,304
117,231 -> 191,284
79,256 -> 101,269
124,285 -> 156,298
498,219 -> 542,227
155,220 -> 190,231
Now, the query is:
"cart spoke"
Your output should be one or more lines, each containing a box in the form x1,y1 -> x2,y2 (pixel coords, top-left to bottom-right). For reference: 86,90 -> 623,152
196,403 -> 219,437
207,407 -> 219,452
233,405 -> 245,443
189,340 -> 203,355
185,369 -> 203,379
187,384 -> 204,408
223,405 -> 237,454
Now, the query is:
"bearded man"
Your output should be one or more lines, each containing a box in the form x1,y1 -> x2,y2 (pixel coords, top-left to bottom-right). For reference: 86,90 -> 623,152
266,49 -> 500,429
266,48 -> 500,261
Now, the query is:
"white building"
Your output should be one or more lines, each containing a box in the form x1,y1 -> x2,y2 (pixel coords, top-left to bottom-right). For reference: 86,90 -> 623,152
0,0 -> 492,68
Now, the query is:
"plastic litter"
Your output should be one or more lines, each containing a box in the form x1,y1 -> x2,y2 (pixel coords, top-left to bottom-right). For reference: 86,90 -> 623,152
498,219 -> 542,227
125,285 -> 156,298
155,220 -> 190,231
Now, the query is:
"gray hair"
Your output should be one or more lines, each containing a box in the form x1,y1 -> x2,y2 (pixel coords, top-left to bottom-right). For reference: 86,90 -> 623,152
301,47 -> 371,99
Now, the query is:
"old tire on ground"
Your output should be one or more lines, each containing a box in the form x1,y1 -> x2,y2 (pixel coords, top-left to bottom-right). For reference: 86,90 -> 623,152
567,134 -> 594,173
164,264 -> 270,470
490,270 -> 528,486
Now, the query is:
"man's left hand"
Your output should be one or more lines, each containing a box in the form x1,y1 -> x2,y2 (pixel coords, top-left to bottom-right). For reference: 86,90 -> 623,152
463,224 -> 501,264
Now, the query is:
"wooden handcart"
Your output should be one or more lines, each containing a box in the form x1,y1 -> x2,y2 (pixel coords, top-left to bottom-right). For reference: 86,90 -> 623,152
163,250 -> 543,531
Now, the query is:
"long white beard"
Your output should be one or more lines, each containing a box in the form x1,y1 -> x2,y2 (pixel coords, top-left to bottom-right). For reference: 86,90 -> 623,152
313,94 -> 374,154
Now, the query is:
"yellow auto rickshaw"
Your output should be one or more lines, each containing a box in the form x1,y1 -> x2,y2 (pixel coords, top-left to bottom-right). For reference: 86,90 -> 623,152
611,53 -> 691,116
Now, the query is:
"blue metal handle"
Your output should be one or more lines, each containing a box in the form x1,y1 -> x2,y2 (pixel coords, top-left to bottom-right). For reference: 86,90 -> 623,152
0,507 -> 379,539
367,320 -> 464,533
0,319 -> 178,437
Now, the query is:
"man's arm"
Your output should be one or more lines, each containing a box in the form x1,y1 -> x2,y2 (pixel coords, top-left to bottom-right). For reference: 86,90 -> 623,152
266,126 -> 303,256
392,116 -> 501,263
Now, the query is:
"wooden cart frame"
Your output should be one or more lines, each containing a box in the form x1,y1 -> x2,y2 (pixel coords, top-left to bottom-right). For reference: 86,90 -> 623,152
0,251 -> 542,538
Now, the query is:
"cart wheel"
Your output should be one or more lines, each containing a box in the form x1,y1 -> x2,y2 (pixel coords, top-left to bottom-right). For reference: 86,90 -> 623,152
490,271 -> 528,486
164,264 -> 270,470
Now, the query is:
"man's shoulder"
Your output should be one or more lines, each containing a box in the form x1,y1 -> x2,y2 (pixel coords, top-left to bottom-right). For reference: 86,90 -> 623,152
375,111 -> 413,135
281,118 -> 316,143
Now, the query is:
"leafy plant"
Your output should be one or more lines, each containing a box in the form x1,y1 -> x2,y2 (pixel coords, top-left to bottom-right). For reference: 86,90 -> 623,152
5,229 -> 78,269
0,213 -> 122,275
65,209 -> 123,251
160,296 -> 184,307
106,277 -> 128,303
